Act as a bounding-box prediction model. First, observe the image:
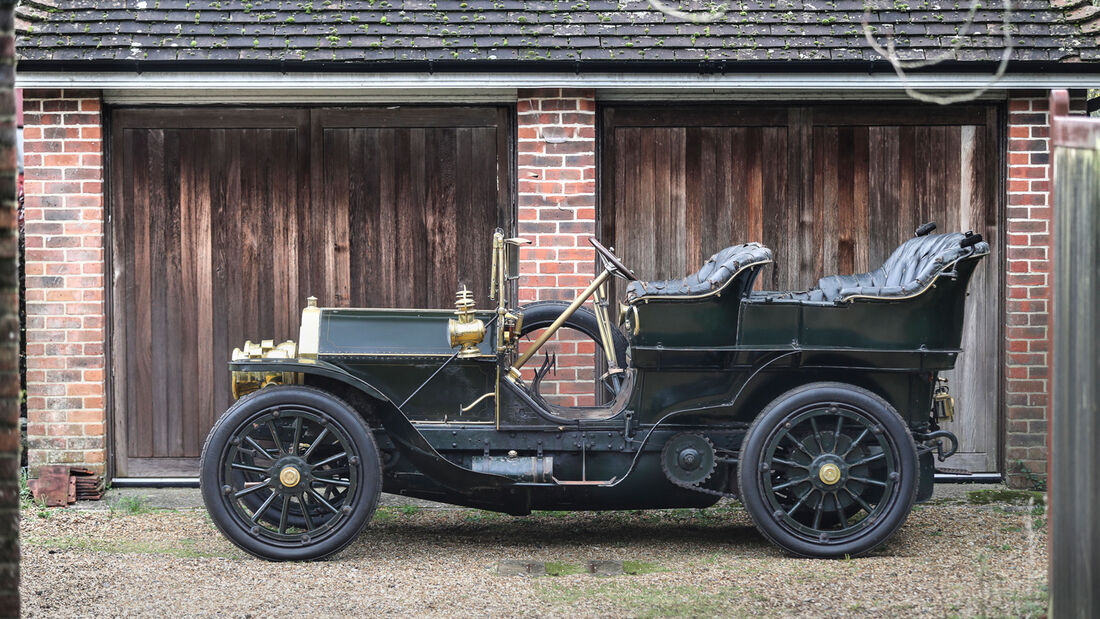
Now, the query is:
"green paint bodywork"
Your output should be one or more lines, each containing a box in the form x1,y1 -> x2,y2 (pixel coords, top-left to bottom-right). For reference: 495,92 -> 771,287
229,252 -> 986,515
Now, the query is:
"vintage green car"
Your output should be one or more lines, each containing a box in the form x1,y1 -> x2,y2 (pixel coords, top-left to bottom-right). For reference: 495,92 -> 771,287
200,224 -> 988,561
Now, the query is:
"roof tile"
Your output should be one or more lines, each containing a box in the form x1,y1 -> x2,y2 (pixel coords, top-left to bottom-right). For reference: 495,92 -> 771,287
13,0 -> 1099,66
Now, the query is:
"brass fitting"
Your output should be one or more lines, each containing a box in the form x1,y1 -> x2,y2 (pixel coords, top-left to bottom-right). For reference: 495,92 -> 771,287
230,339 -> 301,399
501,310 -> 523,348
230,369 -> 301,400
818,463 -> 842,485
448,286 -> 486,358
232,339 -> 298,361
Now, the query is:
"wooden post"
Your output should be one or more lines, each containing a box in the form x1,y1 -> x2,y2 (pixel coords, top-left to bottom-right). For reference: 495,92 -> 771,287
1049,89 -> 1100,618
0,1 -> 19,616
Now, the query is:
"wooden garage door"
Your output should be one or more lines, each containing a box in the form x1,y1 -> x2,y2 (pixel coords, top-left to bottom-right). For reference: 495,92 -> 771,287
602,104 -> 1002,473
110,107 -> 512,477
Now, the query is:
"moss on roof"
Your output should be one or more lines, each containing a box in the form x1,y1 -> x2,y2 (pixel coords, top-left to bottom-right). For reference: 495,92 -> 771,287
14,0 -> 1100,64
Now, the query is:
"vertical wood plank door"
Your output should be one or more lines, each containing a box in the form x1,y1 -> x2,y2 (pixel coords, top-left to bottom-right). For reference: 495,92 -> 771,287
601,108 -> 793,291
602,104 -> 1002,473
110,107 -> 512,477
312,108 -> 512,308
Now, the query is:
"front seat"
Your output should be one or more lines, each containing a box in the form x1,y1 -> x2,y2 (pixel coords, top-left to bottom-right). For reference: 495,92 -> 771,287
625,243 -> 773,300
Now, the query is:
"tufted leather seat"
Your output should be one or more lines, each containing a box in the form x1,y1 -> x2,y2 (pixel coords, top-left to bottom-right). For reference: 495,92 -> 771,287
626,243 -> 773,300
757,232 -> 990,303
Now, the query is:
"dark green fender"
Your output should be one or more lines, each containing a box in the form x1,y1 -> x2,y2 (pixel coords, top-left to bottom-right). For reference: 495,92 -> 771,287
230,358 -> 515,493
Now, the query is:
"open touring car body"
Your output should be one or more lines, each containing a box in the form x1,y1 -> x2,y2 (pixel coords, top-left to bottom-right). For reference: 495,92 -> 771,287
207,225 -> 990,559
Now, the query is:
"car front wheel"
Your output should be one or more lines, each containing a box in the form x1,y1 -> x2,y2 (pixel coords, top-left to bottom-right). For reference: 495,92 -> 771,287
200,385 -> 382,561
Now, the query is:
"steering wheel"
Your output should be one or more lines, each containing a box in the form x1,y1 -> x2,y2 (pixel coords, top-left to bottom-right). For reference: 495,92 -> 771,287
588,237 -> 637,281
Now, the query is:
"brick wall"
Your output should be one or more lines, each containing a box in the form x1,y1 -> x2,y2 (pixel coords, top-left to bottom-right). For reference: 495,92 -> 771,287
1004,91 -> 1087,488
1004,93 -> 1054,489
515,88 -> 599,406
21,89 -> 106,475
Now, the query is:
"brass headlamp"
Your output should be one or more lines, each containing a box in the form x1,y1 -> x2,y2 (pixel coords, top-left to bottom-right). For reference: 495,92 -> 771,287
448,287 -> 486,358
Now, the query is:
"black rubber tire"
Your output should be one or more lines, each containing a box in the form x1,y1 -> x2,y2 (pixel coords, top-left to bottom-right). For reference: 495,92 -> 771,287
518,301 -> 628,368
200,385 -> 382,561
737,382 -> 919,559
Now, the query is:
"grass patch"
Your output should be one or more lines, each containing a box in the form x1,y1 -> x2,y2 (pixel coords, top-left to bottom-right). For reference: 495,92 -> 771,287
536,581 -> 734,616
24,535 -> 238,559
372,506 -> 397,522
18,468 -> 31,508
110,495 -> 153,516
464,510 -> 504,523
966,488 -> 1045,506
621,560 -> 664,575
532,510 -> 572,519
1014,583 -> 1048,618
544,561 -> 584,576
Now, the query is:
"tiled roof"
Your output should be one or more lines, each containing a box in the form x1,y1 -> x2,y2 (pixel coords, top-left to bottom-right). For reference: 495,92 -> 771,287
14,0 -> 1100,65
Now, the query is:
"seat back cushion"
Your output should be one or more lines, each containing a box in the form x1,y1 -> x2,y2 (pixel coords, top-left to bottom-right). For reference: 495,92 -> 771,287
814,232 -> 990,302
626,243 -> 773,299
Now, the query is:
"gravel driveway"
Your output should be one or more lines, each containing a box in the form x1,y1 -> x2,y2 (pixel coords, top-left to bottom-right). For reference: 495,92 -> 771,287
20,491 -> 1047,617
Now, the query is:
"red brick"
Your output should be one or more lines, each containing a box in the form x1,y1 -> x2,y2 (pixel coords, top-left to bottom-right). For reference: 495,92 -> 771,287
23,139 -> 61,153
1008,220 -> 1047,233
545,141 -> 593,155
518,141 -> 545,154
1008,138 -> 1047,152
1008,193 -> 1047,206
1008,112 -> 1047,126
1008,166 -> 1047,179
540,99 -> 579,112
62,140 -> 101,153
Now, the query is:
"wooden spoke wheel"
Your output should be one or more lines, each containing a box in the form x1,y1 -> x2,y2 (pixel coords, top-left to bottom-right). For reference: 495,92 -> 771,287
738,382 -> 918,558
201,386 -> 381,561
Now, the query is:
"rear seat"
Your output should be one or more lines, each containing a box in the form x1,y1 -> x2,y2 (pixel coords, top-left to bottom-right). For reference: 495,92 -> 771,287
753,232 -> 990,304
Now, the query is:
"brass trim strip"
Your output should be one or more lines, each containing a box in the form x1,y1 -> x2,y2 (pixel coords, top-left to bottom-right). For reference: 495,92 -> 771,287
836,254 -> 989,303
495,364 -> 502,430
512,267 -> 615,370
460,392 -> 496,413
317,352 -> 495,359
323,307 -> 499,315
591,282 -> 619,367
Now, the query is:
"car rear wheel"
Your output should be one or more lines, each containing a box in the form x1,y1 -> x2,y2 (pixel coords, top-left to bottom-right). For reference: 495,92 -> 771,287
737,382 -> 918,558
200,385 -> 382,561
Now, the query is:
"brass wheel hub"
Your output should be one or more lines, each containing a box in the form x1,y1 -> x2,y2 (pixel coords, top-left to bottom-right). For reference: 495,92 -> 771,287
818,462 -> 842,485
279,465 -> 301,488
